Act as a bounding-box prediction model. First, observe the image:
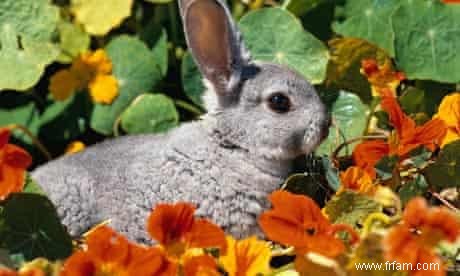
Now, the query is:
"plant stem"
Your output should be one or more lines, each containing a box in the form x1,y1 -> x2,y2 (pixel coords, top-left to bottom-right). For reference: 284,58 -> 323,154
174,100 -> 204,117
6,124 -> 52,160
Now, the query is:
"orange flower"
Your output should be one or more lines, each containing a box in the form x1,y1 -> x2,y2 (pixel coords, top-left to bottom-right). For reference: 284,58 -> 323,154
361,59 -> 405,96
384,197 -> 460,276
220,236 -> 271,276
147,202 -> 227,259
434,92 -> 460,147
0,128 -> 32,200
183,254 -> 219,276
259,190 -> 358,258
61,226 -> 175,276
0,268 -> 44,276
353,91 -> 446,177
49,49 -> 119,104
339,166 -> 375,195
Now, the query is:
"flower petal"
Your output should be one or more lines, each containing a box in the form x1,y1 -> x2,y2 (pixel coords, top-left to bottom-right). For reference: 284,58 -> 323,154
183,254 -> 219,276
88,74 -> 119,104
0,128 -> 10,149
127,245 -> 177,276
380,91 -> 415,137
0,164 -> 27,200
186,218 -> 227,253
147,202 -> 196,246
220,236 -> 271,276
353,140 -> 389,178
414,118 -> 447,152
85,226 -> 130,265
61,251 -> 96,276
3,144 -> 32,169
49,69 -> 80,101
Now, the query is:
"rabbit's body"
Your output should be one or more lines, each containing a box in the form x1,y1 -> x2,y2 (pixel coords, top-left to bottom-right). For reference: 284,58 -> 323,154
32,120 -> 288,242
32,0 -> 330,243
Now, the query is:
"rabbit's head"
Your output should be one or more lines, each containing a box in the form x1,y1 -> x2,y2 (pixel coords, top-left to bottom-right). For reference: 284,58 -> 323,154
180,0 -> 330,161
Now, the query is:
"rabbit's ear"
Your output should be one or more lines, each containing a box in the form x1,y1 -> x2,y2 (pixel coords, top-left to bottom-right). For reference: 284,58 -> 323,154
180,0 -> 250,96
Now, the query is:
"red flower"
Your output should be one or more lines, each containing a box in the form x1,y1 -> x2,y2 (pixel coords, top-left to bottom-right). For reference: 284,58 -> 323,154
353,91 -> 446,177
259,191 -> 358,258
61,226 -> 175,276
384,197 -> 460,276
147,202 -> 227,258
0,128 -> 32,200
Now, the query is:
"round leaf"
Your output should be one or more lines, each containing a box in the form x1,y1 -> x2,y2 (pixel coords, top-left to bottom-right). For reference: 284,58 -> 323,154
90,36 -> 162,135
181,52 -> 205,107
424,140 -> 460,191
239,8 -> 329,84
333,0 -> 400,56
121,94 -> 179,134
56,21 -> 90,63
0,194 -> 72,261
70,0 -> 133,35
0,0 -> 59,90
392,0 -> 460,83
316,91 -> 369,156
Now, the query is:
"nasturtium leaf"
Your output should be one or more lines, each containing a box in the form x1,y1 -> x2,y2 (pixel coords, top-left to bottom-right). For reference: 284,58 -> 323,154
333,0 -> 400,56
282,0 -> 324,16
0,194 -> 72,261
0,93 -> 41,146
322,157 -> 340,191
39,93 -> 91,143
23,174 -> 46,195
392,0 -> 460,83
375,156 -> 398,181
181,52 -> 205,107
399,87 -> 426,115
316,91 -> 369,156
0,0 -> 60,90
90,36 -> 162,135
282,173 -> 328,205
325,38 -> 389,103
121,94 -> 179,134
424,140 -> 460,191
144,0 -> 173,3
323,191 -> 381,228
56,21 -> 90,63
398,174 -> 428,206
70,0 -> 133,35
239,8 -> 329,84
140,26 -> 168,77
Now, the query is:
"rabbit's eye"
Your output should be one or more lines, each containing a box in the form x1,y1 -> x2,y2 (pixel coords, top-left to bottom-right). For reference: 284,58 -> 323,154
268,93 -> 291,113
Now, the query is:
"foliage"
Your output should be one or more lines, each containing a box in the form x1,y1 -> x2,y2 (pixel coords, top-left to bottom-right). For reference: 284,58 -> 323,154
0,0 -> 460,275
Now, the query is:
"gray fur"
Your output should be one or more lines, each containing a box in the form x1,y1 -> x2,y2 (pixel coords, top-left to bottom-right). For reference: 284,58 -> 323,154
31,0 -> 329,243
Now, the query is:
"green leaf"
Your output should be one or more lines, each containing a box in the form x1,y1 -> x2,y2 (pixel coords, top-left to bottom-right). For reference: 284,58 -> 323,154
398,174 -> 428,206
375,156 -> 398,181
23,174 -> 46,195
392,0 -> 460,83
0,194 -> 72,261
70,0 -> 133,35
0,0 -> 59,90
322,157 -> 341,191
399,87 -> 426,115
39,93 -> 91,142
282,0 -> 324,17
323,191 -> 381,228
424,140 -> 460,191
181,52 -> 205,107
282,173 -> 328,204
325,38 -> 390,103
333,0 -> 400,56
90,36 -> 162,135
316,91 -> 369,156
144,0 -> 173,4
56,20 -> 90,63
121,94 -> 179,134
150,29 -> 169,77
239,8 -> 329,84
0,93 -> 41,146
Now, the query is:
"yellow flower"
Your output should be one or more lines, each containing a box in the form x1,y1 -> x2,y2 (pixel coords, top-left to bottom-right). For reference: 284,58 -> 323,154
65,141 -> 86,155
49,49 -> 119,104
220,236 -> 271,276
434,92 -> 460,147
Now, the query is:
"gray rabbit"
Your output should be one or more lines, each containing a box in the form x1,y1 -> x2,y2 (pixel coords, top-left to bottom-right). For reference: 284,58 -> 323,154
32,0 -> 330,243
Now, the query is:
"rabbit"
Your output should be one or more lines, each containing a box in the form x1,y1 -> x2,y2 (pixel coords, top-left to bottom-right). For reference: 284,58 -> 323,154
31,0 -> 330,243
